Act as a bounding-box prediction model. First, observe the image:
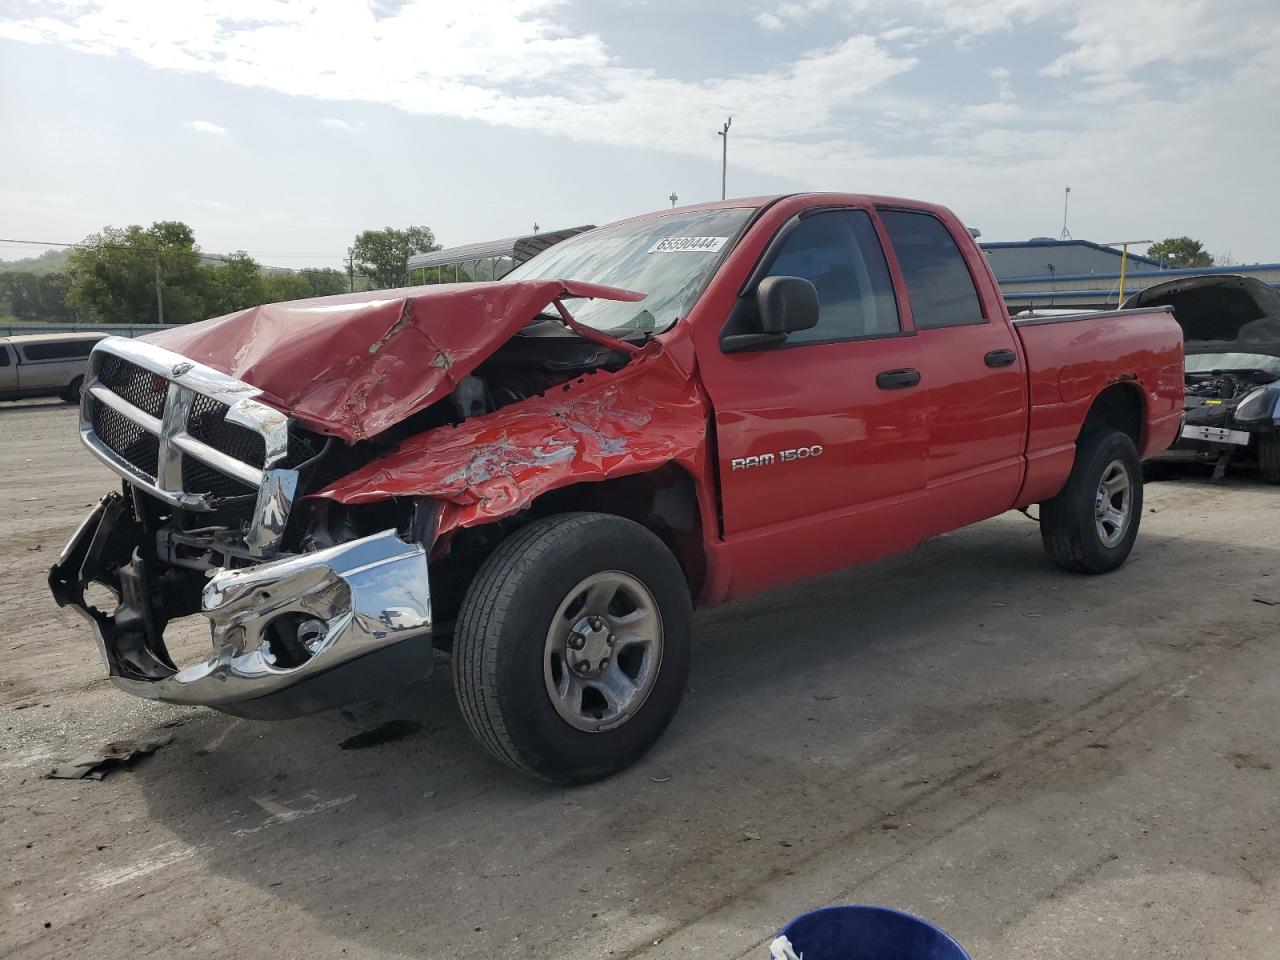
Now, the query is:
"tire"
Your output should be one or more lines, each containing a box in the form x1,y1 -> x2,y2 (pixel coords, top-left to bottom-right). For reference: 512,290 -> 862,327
62,376 -> 84,405
1040,429 -> 1143,574
1258,435 -> 1280,484
452,512 -> 692,784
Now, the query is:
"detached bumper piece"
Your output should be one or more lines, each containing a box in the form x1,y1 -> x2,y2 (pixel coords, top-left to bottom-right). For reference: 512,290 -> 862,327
49,494 -> 433,719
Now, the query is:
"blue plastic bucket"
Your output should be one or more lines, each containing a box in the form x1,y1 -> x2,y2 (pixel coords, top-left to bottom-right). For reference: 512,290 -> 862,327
774,905 -> 970,960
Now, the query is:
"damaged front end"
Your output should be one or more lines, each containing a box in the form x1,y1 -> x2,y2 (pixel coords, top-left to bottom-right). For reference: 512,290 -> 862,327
48,278 -> 661,717
1129,275 -> 1280,479
49,495 -> 433,718
48,336 -> 435,718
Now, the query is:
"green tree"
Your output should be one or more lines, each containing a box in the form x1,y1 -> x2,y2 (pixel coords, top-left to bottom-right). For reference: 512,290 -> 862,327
1148,237 -> 1214,269
262,272 -> 314,303
66,221 -> 205,324
202,251 -> 266,317
351,226 -> 439,289
0,271 -> 76,322
0,248 -> 73,277
299,267 -> 349,296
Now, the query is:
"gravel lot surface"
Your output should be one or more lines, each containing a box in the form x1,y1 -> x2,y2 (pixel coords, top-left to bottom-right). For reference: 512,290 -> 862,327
2,397 -> 1278,959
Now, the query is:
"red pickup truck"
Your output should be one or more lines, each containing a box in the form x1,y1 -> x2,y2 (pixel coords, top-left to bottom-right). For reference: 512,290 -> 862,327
50,194 -> 1183,783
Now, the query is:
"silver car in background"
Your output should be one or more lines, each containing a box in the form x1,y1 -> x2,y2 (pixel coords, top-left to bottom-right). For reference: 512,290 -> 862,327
0,332 -> 108,404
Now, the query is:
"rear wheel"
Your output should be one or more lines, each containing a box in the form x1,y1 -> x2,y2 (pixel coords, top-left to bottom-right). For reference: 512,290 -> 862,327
452,512 -> 692,784
1040,429 -> 1143,574
1258,435 -> 1280,484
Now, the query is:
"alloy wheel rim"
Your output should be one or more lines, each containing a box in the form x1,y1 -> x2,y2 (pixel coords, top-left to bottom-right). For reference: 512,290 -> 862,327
543,571 -> 664,733
1094,459 -> 1132,548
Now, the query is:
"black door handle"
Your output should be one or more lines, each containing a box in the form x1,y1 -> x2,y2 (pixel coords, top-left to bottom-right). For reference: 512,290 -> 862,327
985,348 -> 1017,368
876,368 -> 921,390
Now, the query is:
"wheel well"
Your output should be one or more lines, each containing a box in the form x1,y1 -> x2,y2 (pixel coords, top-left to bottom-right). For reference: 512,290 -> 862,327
1081,383 -> 1144,447
430,466 -> 707,629
521,467 -> 707,595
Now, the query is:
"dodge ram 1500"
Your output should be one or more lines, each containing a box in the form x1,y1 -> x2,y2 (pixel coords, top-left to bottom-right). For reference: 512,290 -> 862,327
49,194 -> 1184,783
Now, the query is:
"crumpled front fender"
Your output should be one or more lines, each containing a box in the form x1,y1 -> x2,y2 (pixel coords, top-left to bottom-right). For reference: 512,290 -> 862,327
310,339 -> 710,539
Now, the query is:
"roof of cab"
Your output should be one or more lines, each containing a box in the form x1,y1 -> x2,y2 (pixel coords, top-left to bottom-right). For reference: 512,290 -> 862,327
612,192 -> 957,226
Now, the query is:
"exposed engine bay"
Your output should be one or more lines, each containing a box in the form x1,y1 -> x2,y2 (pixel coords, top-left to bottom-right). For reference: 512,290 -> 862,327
1184,368 -> 1280,401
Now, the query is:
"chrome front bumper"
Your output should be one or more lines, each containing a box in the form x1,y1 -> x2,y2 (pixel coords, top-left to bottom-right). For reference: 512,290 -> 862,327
50,496 -> 434,719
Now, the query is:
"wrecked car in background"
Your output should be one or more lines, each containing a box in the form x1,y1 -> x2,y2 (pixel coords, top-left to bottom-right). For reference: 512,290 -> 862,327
50,194 -> 1183,784
1130,275 -> 1280,481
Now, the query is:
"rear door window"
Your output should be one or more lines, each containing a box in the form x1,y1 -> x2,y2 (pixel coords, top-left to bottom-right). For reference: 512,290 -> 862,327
0,347 -> 10,367
879,210 -> 985,329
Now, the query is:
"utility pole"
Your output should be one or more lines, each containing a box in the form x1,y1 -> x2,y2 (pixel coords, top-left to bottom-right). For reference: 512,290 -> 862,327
346,247 -> 355,292
717,117 -> 732,201
669,192 -> 678,209
153,250 -> 165,324
1059,185 -> 1072,240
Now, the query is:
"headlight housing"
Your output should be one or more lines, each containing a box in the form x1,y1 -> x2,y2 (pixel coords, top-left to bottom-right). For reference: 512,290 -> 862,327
1233,385 -> 1280,423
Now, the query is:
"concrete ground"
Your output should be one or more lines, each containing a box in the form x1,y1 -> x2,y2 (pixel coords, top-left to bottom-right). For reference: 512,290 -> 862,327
2,397 -> 1278,960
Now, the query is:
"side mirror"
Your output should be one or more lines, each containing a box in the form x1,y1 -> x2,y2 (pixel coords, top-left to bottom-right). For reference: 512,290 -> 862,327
757,276 -> 819,335
721,276 -> 820,353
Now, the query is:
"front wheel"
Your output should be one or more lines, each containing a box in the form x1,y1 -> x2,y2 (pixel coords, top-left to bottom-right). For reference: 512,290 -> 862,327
1040,429 -> 1143,574
1258,434 -> 1280,484
452,512 -> 692,784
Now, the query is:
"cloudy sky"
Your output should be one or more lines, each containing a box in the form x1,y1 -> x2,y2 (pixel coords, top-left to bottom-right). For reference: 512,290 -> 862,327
2,0 -> 1278,269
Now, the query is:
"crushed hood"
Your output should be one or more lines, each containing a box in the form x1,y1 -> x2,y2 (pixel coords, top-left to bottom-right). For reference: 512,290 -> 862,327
311,328 -> 710,541
142,279 -> 644,443
1126,275 -> 1280,359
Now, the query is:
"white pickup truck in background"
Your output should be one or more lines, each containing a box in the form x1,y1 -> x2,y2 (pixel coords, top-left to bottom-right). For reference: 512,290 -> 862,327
0,332 -> 106,404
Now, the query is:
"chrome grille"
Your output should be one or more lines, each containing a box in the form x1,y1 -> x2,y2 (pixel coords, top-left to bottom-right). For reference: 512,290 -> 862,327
97,354 -> 167,419
80,337 -> 298,557
187,394 -> 267,468
92,400 -> 160,480
182,456 -> 257,498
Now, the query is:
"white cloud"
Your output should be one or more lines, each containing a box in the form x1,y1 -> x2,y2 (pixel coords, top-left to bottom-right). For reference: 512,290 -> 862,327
183,120 -> 229,137
0,2 -> 917,158
753,0 -> 1066,37
3,0 -> 1280,257
320,118 -> 360,133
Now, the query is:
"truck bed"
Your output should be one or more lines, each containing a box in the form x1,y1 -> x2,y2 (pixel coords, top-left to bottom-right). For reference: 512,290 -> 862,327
1012,306 -> 1185,505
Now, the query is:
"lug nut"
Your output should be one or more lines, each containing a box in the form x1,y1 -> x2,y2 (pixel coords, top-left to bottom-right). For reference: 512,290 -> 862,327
576,661 -> 591,674
568,633 -> 585,650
